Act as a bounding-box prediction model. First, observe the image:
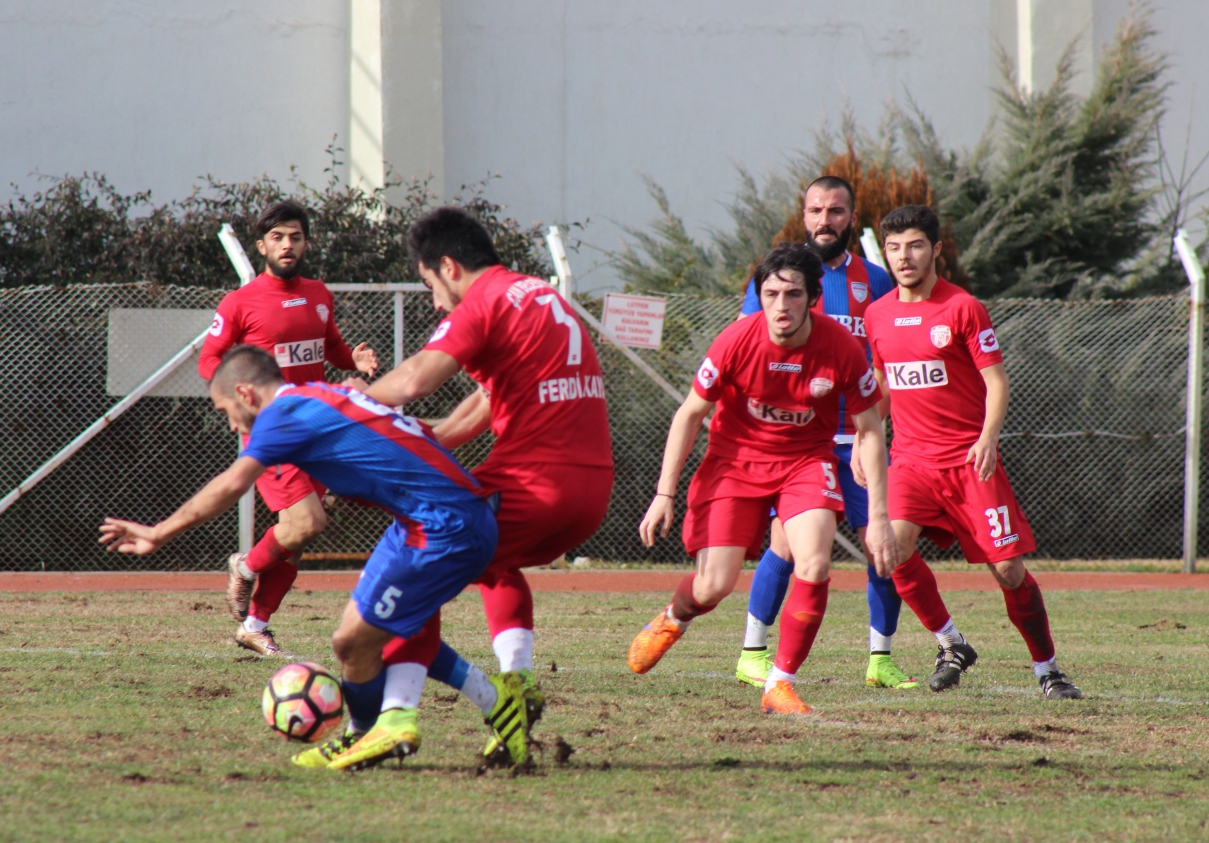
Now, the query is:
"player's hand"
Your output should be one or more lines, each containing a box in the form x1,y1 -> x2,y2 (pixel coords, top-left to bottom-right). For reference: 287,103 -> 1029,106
342,375 -> 371,392
966,436 -> 999,482
99,518 -> 162,555
352,343 -> 378,378
850,437 -> 868,489
864,516 -> 900,577
639,495 -> 675,547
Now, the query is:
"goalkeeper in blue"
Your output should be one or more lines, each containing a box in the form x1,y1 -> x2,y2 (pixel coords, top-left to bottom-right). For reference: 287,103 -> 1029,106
99,345 -> 536,770
734,177 -> 916,690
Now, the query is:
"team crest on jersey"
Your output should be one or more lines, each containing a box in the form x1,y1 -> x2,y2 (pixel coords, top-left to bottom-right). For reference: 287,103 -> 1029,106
747,398 -> 815,427
930,325 -> 952,348
697,357 -> 720,389
209,313 -> 224,337
851,282 -> 868,303
809,378 -> 833,397
316,304 -> 330,324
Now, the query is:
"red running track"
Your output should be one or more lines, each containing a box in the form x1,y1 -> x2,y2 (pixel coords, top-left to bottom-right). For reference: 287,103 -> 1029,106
0,570 -> 1205,593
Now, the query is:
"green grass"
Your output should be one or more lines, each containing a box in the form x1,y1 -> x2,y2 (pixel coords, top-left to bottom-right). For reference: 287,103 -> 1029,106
1,587 -> 1207,842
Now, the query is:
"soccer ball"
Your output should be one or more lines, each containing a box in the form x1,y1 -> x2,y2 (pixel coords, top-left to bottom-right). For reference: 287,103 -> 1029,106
262,661 -> 344,743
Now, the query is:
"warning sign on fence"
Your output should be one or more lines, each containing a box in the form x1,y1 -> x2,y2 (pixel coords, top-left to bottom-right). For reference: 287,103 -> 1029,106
601,293 -> 666,349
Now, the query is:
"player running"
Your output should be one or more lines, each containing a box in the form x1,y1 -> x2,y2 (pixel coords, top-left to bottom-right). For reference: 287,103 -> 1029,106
100,346 -> 537,770
198,200 -> 379,657
863,205 -> 1082,699
352,207 -> 613,763
731,176 -> 915,692
628,242 -> 899,715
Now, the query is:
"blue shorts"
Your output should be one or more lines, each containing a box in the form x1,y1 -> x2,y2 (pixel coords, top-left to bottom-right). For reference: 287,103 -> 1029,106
832,444 -> 869,529
352,504 -> 498,639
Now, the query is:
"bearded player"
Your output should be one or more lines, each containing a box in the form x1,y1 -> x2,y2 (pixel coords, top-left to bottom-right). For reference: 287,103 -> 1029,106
349,207 -> 613,763
732,177 -> 914,692
198,201 -> 379,656
628,242 -> 899,715
863,205 -> 1082,698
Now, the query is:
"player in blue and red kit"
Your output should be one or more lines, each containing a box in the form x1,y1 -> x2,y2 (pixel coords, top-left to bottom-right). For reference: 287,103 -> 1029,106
733,177 -> 916,691
100,346 -> 537,770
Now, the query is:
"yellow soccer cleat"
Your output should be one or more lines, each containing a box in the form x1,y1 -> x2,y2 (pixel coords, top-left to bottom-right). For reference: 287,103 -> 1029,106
761,680 -> 813,715
866,654 -> 920,689
483,672 -> 533,766
482,668 -> 545,767
627,606 -> 684,674
291,729 -> 363,769
735,647 -> 773,688
327,708 -> 420,772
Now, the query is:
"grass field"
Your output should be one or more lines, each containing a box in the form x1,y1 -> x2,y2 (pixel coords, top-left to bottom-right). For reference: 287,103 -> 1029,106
2,586 -> 1207,842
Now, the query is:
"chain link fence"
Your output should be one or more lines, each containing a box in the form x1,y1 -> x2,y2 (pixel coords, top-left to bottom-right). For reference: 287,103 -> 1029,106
0,283 -> 1199,571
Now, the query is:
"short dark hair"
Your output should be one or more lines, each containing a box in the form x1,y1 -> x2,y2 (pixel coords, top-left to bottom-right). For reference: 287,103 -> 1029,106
752,242 -> 823,305
805,175 -> 856,211
880,204 -> 940,246
255,200 -> 310,240
408,207 -> 501,273
210,345 -> 283,393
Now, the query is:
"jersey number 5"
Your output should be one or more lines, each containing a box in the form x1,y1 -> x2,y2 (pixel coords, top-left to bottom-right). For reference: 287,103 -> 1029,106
536,294 -> 582,366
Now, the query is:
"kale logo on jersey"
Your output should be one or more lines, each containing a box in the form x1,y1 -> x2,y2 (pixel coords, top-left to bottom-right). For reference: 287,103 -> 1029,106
209,313 -> 224,337
273,339 -> 325,367
809,378 -> 833,397
747,398 -> 815,427
930,325 -> 951,348
697,357 -> 719,389
858,369 -> 877,397
768,362 -> 802,373
316,304 -> 330,323
851,282 -> 869,303
428,321 -> 452,343
886,360 -> 948,390
979,328 -> 1000,353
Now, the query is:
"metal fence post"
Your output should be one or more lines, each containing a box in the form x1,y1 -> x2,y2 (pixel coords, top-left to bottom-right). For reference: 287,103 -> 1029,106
1175,229 -> 1204,573
393,290 -> 405,367
219,223 -> 257,553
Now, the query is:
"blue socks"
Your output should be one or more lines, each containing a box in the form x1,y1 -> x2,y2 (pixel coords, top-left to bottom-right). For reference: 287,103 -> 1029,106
426,641 -> 470,689
342,670 -> 387,733
747,549 -> 793,626
866,563 -> 903,648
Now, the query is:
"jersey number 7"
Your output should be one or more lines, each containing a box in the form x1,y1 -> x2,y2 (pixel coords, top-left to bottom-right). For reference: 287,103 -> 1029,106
536,294 -> 582,366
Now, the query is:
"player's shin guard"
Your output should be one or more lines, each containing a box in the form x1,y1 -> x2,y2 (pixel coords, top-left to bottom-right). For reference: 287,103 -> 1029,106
773,578 -> 829,674
891,551 -> 951,633
747,550 -> 793,626
342,671 -> 387,733
247,557 -> 298,621
1000,570 -> 1056,663
866,563 -> 903,649
670,573 -> 718,623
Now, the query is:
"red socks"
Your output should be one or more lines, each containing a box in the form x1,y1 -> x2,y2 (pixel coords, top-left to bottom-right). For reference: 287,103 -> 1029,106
476,567 -> 534,639
381,613 -> 442,668
246,527 -> 298,621
670,573 -> 718,622
891,552 -> 951,633
245,526 -> 293,575
1001,571 -> 1055,662
774,578 -> 829,674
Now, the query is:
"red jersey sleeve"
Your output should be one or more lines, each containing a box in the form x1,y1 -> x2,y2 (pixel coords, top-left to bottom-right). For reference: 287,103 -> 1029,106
841,351 -> 881,418
691,332 -> 731,402
424,294 -> 489,365
320,289 -> 357,371
959,298 -> 1004,370
197,292 -> 241,381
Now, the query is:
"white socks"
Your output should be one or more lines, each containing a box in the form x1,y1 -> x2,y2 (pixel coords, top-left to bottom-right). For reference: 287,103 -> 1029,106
744,613 -> 769,649
242,616 -> 268,633
869,628 -> 894,653
1033,657 -> 1059,678
460,664 -> 499,715
492,627 -> 534,672
934,618 -> 963,648
382,662 -> 426,711
764,666 -> 795,692
665,606 -> 688,631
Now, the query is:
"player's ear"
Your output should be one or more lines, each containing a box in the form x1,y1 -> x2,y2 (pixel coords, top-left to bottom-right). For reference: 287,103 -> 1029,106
256,239 -> 268,257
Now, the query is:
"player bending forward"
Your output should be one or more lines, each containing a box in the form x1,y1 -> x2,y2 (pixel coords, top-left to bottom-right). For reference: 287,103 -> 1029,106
628,242 -> 899,715
863,205 -> 1081,699
199,200 -> 378,657
732,176 -> 914,691
351,207 -> 613,764
100,346 -> 538,771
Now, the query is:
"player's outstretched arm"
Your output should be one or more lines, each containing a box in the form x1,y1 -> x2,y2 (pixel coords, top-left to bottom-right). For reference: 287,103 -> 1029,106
639,391 -> 714,547
363,349 -> 461,408
967,363 -> 1009,482
854,406 -> 899,577
99,457 -> 265,555
431,387 -> 491,449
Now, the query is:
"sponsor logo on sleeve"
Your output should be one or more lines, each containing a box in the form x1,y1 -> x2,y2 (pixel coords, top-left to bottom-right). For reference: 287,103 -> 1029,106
851,282 -> 868,303
894,316 -> 923,326
746,398 -> 815,426
885,360 -> 948,390
273,338 -> 325,367
768,362 -> 802,373
979,328 -> 1000,353
209,313 -> 224,337
858,369 -> 877,397
316,304 -> 330,323
809,377 -> 833,397
428,321 -> 452,344
697,357 -> 719,389
282,297 -> 307,308
930,325 -> 952,348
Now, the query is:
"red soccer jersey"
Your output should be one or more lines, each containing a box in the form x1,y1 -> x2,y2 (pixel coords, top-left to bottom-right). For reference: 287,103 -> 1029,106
198,273 -> 357,384
864,278 -> 1004,468
692,312 -> 880,463
424,265 -> 612,468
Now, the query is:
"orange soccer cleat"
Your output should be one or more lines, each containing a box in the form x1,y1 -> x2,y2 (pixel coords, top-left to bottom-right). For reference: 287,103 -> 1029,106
761,680 -> 813,715
627,606 -> 684,674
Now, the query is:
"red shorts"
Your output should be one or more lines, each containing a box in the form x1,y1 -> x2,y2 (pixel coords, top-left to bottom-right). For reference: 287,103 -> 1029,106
242,433 -> 325,513
472,459 -> 613,575
683,451 -> 844,560
888,460 -> 1036,564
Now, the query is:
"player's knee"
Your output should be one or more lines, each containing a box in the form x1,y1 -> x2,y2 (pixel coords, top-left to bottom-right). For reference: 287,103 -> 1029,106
331,626 -> 372,667
991,557 -> 1027,590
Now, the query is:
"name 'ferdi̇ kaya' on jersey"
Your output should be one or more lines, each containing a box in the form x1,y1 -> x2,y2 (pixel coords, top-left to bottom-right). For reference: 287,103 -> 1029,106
693,312 -> 881,463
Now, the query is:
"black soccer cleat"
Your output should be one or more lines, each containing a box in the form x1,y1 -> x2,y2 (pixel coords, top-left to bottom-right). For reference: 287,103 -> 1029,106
1039,671 -> 1083,700
928,639 -> 978,692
